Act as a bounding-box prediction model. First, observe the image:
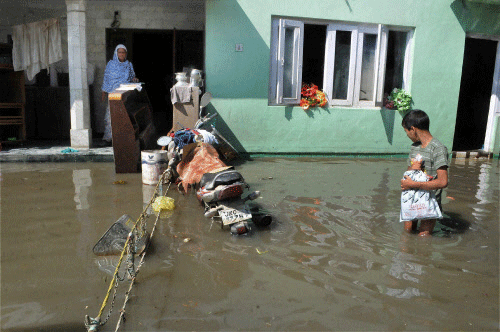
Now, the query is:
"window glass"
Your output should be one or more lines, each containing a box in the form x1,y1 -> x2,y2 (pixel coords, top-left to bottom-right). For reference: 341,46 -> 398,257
384,30 -> 408,95
332,30 -> 351,100
359,33 -> 377,101
283,27 -> 296,98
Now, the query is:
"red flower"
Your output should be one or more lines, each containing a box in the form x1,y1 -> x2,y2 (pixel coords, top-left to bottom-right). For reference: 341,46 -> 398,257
300,99 -> 310,110
301,83 -> 327,109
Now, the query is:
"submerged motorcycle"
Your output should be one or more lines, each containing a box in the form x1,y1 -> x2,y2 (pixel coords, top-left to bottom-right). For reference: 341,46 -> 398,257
157,92 -> 272,235
197,168 -> 272,235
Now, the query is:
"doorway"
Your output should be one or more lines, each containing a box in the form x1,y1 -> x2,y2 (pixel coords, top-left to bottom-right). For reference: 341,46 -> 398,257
453,37 -> 498,151
106,28 -> 204,135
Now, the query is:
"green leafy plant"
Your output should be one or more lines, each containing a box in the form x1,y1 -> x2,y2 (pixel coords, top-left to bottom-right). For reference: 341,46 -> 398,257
384,88 -> 413,113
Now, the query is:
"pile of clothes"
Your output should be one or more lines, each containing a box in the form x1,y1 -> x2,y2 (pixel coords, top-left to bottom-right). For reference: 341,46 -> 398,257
164,128 -> 228,191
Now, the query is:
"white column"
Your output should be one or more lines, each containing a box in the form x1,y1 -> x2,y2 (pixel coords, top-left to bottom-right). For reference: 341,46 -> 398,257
483,42 -> 500,153
66,0 -> 91,148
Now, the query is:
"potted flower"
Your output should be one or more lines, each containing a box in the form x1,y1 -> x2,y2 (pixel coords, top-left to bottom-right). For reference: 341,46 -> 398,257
384,88 -> 412,114
300,83 -> 327,110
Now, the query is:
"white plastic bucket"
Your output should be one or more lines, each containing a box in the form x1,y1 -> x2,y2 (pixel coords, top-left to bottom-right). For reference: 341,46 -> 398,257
141,150 -> 168,185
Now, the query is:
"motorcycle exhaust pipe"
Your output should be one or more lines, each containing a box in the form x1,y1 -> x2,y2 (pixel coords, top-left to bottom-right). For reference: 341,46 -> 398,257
252,213 -> 272,227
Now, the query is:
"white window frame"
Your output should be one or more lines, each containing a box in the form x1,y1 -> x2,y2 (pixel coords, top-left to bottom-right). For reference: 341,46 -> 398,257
269,18 -> 413,108
354,24 -> 388,108
388,26 -> 414,92
323,24 -> 358,106
402,30 -> 414,91
269,19 -> 304,105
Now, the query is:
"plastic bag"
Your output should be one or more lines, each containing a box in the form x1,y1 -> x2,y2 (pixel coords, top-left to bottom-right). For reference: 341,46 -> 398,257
400,170 -> 443,222
152,196 -> 175,219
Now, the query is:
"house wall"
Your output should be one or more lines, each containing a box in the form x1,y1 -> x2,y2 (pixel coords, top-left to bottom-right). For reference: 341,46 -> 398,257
0,4 -> 67,45
85,0 -> 204,134
0,0 -> 204,136
204,0 -> 492,155
451,0 -> 500,35
0,3 -> 69,84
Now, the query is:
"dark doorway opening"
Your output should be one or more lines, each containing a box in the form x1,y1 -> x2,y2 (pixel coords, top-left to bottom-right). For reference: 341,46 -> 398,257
453,37 -> 497,151
106,28 -> 204,136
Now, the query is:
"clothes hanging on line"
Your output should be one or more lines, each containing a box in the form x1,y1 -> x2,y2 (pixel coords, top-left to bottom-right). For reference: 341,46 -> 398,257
12,18 -> 63,81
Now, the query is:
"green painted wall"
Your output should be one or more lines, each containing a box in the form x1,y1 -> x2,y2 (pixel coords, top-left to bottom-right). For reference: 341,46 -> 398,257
205,0 -> 494,155
452,1 -> 500,35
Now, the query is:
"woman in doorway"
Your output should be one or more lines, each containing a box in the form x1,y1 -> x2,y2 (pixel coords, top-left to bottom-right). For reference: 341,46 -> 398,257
100,44 -> 139,146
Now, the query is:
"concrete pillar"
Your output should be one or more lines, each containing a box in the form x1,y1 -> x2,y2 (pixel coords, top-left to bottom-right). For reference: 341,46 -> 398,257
66,0 -> 91,148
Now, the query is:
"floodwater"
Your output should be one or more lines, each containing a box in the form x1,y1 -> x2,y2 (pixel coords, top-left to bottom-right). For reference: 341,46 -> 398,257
0,157 -> 498,332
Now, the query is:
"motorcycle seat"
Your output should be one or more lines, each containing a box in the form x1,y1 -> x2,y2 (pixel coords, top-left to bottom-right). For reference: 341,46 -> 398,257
200,169 -> 245,190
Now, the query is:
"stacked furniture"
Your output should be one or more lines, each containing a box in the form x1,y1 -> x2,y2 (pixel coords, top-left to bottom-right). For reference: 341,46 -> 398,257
0,43 -> 25,143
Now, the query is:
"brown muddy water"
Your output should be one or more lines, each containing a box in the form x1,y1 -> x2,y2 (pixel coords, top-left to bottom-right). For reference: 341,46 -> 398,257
1,157 -> 498,332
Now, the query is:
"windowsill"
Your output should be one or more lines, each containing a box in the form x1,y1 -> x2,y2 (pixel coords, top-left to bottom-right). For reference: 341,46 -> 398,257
269,103 -> 389,111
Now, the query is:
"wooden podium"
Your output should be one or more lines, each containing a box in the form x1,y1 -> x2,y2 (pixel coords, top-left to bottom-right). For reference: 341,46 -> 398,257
109,87 -> 156,173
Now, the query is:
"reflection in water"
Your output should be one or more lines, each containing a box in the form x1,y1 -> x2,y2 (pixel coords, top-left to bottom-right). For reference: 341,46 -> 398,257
1,302 -> 56,330
385,286 -> 422,299
278,191 -> 432,301
143,184 -> 156,216
73,169 -> 92,210
476,163 -> 492,204
0,163 -> 2,222
0,159 -> 498,331
385,247 -> 425,299
94,255 -> 129,277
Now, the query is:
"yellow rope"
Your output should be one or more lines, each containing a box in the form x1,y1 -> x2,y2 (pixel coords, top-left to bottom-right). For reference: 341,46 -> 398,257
94,168 -> 170,322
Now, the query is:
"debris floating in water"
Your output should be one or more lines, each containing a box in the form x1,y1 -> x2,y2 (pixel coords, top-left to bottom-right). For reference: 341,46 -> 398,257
113,180 -> 128,185
256,248 -> 268,255
152,196 -> 175,219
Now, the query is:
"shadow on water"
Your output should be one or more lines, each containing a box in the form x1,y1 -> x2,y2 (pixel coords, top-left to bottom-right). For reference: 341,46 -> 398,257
438,211 -> 472,235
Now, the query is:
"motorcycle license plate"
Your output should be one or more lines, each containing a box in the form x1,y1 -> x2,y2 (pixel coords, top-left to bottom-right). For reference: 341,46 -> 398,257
219,208 -> 252,226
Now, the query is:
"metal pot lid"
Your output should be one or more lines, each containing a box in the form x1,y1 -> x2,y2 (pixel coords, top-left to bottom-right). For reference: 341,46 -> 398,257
157,136 -> 172,146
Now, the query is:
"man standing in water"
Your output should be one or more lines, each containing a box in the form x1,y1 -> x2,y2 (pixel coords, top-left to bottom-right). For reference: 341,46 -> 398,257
400,110 -> 449,236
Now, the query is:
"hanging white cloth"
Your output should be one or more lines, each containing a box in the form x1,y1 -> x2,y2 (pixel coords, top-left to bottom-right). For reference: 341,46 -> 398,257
11,18 -> 63,81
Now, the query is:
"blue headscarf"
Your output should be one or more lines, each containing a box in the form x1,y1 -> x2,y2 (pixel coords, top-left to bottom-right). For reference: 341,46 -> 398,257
101,44 -> 136,93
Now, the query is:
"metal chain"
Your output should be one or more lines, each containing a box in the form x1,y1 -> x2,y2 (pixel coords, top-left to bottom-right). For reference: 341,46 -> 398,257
86,168 -> 172,332
99,274 -> 120,325
127,234 -> 137,278
114,179 -> 172,331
